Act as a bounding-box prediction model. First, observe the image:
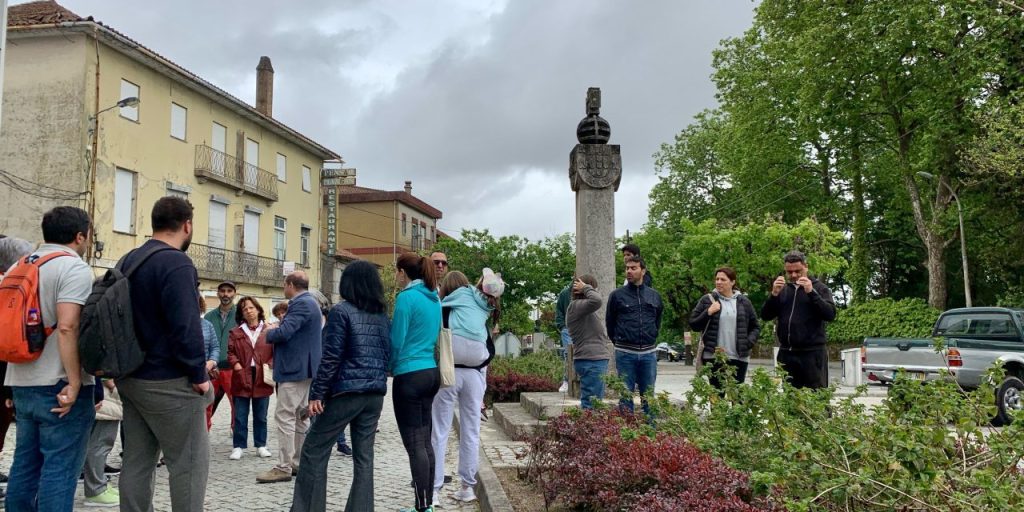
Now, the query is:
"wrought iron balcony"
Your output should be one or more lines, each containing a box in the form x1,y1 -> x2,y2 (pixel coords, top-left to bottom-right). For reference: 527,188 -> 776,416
186,242 -> 285,288
194,145 -> 278,202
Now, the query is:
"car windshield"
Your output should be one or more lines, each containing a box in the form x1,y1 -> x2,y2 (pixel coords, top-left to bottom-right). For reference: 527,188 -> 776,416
935,313 -> 1019,337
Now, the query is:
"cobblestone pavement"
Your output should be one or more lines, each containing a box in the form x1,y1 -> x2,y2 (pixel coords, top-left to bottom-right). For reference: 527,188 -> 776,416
0,379 -> 479,511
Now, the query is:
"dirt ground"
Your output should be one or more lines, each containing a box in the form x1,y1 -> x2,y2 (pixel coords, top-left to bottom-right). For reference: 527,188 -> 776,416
494,467 -> 566,512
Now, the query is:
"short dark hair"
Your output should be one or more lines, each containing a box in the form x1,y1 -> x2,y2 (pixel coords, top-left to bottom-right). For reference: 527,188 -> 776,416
783,250 -> 807,265
235,296 -> 266,326
151,197 -> 193,233
714,266 -> 738,286
621,243 -> 641,256
41,206 -> 91,244
624,255 -> 646,270
339,260 -> 387,314
272,302 -> 289,317
285,272 -> 309,290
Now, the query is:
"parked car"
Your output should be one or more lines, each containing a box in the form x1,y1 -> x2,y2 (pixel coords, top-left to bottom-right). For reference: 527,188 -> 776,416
862,307 -> 1024,425
656,342 -> 680,362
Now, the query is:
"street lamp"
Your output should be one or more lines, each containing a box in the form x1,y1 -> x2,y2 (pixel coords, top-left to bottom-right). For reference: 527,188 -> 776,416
917,171 -> 972,307
87,96 -> 141,261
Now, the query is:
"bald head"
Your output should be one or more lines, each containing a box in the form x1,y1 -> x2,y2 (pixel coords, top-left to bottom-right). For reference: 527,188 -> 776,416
284,270 -> 309,299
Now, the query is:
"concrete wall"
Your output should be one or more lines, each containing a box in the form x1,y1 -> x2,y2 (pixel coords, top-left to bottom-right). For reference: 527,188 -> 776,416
0,33 -> 90,242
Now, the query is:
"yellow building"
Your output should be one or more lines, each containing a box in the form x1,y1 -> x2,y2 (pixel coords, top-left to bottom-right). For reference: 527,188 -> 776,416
2,1 -> 342,307
330,181 -> 443,268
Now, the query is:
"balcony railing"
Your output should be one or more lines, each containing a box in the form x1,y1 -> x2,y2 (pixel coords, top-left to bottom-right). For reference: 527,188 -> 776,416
186,242 -> 285,288
194,145 -> 278,202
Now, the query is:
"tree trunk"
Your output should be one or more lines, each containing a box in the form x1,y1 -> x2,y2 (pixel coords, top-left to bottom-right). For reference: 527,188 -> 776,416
849,143 -> 870,304
924,232 -> 948,309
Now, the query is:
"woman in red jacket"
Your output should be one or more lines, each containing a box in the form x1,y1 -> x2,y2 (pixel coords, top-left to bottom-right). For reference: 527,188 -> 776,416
228,296 -> 275,460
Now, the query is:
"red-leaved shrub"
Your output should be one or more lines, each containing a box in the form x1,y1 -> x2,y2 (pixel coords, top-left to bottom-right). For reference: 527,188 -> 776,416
486,370 -> 558,404
526,409 -> 779,511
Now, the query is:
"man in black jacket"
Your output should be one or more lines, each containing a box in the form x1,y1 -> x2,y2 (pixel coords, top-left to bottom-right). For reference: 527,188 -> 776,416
761,250 -> 837,389
606,256 -> 664,415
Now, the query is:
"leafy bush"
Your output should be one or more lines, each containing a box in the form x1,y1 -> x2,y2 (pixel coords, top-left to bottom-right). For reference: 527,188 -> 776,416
488,350 -> 563,384
827,297 -> 940,345
649,360 -> 1024,511
486,371 -> 558,405
526,408 -> 778,511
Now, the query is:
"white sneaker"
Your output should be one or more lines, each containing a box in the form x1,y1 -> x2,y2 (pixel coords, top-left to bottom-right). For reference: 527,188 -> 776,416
558,380 -> 569,393
431,494 -> 442,508
257,446 -> 272,458
454,485 -> 477,502
229,447 -> 243,460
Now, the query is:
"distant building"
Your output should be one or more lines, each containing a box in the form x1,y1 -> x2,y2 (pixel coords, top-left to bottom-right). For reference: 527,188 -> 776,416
2,1 -> 342,307
328,180 -> 443,267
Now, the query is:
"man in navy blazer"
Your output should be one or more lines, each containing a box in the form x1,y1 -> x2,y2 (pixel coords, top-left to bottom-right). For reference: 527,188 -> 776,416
256,271 -> 323,484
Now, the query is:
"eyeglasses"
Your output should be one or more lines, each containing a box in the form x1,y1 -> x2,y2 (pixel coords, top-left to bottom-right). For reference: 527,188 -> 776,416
433,260 -> 449,267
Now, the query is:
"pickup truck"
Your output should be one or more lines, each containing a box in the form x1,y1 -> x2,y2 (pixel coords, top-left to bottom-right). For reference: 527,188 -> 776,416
861,307 -> 1024,425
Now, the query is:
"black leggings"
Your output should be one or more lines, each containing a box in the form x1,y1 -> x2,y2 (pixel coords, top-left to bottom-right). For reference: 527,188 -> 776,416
393,368 -> 441,511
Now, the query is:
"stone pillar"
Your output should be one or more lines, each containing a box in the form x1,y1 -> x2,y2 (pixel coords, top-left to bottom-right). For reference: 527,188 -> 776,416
569,88 -> 622,395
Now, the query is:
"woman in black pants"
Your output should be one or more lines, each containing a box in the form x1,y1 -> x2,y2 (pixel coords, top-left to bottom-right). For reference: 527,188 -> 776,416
390,253 -> 442,512
291,261 -> 392,512
689,266 -> 761,390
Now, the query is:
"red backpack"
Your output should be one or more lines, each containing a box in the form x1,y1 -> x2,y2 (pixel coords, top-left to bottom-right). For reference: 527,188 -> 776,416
0,252 -> 72,363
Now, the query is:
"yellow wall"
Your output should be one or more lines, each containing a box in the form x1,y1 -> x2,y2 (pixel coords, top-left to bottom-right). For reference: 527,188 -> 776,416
327,198 -> 438,268
85,41 -> 325,293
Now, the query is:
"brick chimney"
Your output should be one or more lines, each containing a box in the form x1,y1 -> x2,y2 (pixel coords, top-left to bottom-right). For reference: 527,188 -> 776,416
256,56 -> 274,116
404,181 -> 412,194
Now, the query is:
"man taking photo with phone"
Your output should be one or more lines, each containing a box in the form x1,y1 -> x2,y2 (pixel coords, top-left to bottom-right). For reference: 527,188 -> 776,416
760,250 -> 837,389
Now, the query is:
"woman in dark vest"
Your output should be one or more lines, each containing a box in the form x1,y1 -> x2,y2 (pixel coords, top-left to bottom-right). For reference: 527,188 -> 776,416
689,267 -> 760,389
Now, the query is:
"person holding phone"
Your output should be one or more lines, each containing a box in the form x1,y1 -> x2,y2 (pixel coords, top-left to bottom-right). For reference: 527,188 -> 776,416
689,267 -> 759,389
760,250 -> 837,389
566,275 -> 611,409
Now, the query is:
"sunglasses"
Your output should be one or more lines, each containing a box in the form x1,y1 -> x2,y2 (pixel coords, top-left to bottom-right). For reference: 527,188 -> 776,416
433,260 -> 449,267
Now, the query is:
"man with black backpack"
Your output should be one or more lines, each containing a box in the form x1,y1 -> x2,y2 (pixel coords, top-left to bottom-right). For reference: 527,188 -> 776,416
2,207 -> 96,511
115,197 -> 212,512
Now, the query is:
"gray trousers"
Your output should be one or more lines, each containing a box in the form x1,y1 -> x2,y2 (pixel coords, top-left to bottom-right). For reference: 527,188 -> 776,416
275,379 -> 312,471
83,419 -> 119,497
290,393 -> 384,512
118,377 -> 213,512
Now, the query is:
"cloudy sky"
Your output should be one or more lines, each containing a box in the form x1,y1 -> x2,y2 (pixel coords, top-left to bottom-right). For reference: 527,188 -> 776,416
49,0 -> 757,240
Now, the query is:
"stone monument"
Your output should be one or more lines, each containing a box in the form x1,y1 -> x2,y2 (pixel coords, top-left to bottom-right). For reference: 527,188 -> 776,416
568,87 -> 621,390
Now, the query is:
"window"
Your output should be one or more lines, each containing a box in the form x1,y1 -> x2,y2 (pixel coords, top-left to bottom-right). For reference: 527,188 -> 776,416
401,214 -> 407,236
114,168 -> 137,233
244,139 -> 260,189
119,80 -> 140,121
430,226 -> 435,244
170,103 -> 187,140
411,222 -> 420,250
243,210 -> 260,254
276,153 -> 287,182
211,122 -> 227,152
274,216 -> 287,261
300,227 -> 311,267
208,200 -> 227,249
301,165 -> 312,192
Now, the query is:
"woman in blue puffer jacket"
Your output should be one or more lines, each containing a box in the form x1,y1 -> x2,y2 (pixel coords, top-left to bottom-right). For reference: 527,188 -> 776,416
291,261 -> 391,512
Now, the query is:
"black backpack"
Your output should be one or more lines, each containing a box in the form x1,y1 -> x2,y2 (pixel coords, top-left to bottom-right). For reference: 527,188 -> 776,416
79,244 -> 172,378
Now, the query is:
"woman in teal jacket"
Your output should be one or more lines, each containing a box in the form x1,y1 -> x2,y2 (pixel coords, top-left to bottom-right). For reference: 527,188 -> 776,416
391,252 -> 442,512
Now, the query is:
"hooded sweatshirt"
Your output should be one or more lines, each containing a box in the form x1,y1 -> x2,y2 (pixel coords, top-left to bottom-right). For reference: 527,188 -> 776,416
390,279 -> 442,376
441,286 -> 492,343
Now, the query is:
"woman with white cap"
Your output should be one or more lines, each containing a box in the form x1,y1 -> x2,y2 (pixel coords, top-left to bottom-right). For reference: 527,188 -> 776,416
429,268 -> 503,506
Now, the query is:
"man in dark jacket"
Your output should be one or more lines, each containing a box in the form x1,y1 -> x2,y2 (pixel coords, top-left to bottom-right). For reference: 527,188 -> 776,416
257,271 -> 323,483
606,256 -> 664,415
761,250 -> 837,389
554,283 -> 572,392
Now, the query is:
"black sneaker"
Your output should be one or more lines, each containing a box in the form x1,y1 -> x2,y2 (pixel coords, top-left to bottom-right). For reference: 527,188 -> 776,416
0,472 -> 7,483
104,464 -> 121,475
336,443 -> 353,456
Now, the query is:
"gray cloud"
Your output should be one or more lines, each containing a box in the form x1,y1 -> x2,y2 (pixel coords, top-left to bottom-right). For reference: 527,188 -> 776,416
51,0 -> 755,239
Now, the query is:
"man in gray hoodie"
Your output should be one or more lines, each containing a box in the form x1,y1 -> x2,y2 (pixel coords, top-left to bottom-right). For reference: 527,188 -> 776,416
566,275 -> 611,409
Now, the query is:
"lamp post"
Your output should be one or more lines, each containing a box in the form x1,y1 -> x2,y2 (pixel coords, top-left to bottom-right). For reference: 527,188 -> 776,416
87,96 -> 140,262
918,171 -> 971,307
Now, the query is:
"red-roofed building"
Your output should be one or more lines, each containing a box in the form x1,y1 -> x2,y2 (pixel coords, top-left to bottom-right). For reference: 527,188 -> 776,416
327,180 -> 443,267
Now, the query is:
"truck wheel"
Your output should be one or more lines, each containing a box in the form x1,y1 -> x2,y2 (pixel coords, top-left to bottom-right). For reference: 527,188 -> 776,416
993,376 -> 1024,427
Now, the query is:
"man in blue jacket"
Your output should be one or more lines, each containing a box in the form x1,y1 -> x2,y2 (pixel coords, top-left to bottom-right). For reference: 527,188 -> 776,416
257,271 -> 323,484
606,256 -> 663,416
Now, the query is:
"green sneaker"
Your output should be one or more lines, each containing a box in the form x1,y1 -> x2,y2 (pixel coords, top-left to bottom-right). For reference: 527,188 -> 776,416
84,487 -> 120,507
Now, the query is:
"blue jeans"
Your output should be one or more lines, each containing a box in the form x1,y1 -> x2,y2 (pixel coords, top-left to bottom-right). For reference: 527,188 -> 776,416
233,395 -> 269,448
559,328 -> 573,381
574,359 -> 608,410
7,383 -> 95,512
615,351 -> 657,416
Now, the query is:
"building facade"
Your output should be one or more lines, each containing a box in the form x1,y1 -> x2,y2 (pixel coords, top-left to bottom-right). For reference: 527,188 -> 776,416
2,1 -> 341,307
329,181 -> 443,268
